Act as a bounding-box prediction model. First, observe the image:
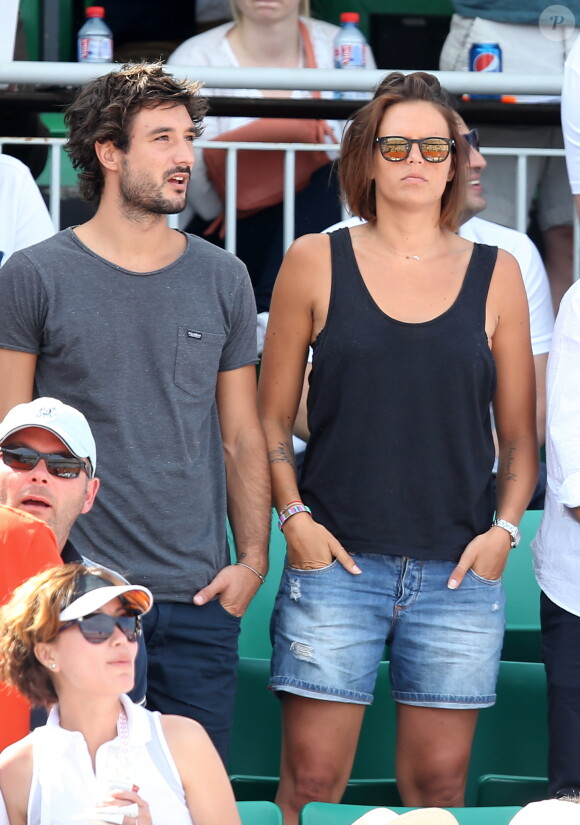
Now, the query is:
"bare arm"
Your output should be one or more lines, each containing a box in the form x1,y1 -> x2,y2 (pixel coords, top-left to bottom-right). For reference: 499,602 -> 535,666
0,739 -> 33,825
161,716 -> 242,825
193,365 -> 271,615
0,350 -> 37,418
449,250 -> 538,588
258,234 -> 360,574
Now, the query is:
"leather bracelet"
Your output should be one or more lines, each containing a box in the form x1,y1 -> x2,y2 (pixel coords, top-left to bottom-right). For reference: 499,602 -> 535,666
236,562 -> 266,585
277,503 -> 312,532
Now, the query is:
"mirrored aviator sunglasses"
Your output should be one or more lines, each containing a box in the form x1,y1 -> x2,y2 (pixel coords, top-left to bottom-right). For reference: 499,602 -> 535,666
375,136 -> 455,163
59,612 -> 142,644
0,446 -> 89,479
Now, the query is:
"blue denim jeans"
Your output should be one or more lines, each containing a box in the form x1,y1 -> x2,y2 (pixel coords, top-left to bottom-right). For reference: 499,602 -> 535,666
142,599 -> 240,762
270,554 -> 505,708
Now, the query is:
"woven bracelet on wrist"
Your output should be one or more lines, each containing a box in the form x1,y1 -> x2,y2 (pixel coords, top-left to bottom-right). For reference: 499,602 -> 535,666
277,503 -> 312,532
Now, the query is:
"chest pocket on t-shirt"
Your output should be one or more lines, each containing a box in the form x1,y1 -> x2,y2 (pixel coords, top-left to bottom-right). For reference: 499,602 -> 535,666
174,325 -> 226,399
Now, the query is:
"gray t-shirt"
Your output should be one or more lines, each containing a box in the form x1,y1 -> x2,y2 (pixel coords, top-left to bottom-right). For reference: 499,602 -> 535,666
0,229 -> 258,601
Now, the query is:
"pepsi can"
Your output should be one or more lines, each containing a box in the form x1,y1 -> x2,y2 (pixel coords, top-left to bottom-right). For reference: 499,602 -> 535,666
469,42 -> 502,73
467,42 -> 502,99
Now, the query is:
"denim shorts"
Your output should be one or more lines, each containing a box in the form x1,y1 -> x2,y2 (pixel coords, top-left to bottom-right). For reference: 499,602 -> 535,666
269,554 -> 505,708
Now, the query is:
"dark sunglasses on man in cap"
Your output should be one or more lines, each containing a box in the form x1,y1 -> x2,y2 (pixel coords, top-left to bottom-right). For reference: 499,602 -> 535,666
0,446 -> 92,479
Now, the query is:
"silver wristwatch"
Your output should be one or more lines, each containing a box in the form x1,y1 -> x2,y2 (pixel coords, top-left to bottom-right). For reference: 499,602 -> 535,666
493,518 -> 521,549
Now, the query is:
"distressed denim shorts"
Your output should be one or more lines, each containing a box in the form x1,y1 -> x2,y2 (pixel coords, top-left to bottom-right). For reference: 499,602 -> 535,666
269,554 -> 505,708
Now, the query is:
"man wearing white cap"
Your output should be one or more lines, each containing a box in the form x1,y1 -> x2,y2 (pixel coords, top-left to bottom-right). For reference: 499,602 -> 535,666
0,396 -> 147,706
0,397 -> 99,555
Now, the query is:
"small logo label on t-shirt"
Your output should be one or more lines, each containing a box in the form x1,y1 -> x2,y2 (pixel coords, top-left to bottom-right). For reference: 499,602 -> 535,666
187,330 -> 202,339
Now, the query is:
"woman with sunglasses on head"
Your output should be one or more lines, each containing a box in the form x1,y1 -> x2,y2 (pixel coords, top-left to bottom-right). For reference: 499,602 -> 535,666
258,71 -> 538,824
0,564 -> 242,825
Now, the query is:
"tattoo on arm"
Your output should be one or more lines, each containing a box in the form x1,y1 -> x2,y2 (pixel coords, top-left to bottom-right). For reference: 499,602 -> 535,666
504,446 -> 517,482
269,440 -> 295,468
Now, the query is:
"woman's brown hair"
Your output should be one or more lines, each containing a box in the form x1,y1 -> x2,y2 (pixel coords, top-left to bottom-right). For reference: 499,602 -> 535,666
0,564 -> 128,707
339,71 -> 468,231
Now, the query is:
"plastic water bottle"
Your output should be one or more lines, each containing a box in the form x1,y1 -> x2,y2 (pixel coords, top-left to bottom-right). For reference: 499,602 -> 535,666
333,12 -> 369,100
77,6 -> 113,63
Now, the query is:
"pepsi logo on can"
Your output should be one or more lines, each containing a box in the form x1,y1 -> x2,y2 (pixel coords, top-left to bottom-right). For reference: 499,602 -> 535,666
469,42 -> 502,72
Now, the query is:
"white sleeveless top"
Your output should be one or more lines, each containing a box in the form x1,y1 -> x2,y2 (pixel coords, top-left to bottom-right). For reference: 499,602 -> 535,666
28,695 -> 194,825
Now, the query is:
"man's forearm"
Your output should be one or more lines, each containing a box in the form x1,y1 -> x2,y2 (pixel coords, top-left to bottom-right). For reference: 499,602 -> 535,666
225,427 -> 271,576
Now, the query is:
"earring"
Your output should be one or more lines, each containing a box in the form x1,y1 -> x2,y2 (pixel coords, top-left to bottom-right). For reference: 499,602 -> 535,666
49,663 -> 56,670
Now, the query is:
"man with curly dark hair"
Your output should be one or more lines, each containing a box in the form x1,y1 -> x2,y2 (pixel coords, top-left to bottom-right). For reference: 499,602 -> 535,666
0,62 -> 271,763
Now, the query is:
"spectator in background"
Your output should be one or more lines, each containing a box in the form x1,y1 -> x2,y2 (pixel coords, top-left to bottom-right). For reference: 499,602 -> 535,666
440,0 -> 580,309
532,37 -> 580,799
168,0 -> 376,312
0,154 -> 54,267
562,31 -> 580,222
532,278 -> 580,799
452,114 -> 552,508
0,399 -> 99,556
0,506 -> 61,751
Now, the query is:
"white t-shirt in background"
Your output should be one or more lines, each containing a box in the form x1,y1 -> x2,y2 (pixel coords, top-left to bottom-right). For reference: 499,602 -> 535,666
0,154 -> 54,267
562,32 -> 580,194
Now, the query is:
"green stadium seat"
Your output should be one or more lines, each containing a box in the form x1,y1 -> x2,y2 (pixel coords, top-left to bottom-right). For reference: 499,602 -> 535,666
477,776 -> 548,808
501,510 -> 543,663
237,800 -> 283,824
228,658 -> 281,800
299,802 -> 521,825
467,662 -> 548,806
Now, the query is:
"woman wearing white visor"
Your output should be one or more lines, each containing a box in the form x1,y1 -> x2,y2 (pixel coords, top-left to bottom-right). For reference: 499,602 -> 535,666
0,564 -> 241,825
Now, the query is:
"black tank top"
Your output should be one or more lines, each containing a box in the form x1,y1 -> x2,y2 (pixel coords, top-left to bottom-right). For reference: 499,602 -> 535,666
300,227 -> 497,562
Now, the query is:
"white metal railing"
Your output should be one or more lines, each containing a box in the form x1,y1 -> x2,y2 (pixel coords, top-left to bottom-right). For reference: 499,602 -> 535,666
1,135 -> 578,277
0,62 -> 564,96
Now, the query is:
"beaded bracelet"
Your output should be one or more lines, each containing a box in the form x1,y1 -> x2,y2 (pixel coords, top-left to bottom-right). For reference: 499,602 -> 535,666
236,562 -> 266,585
277,503 -> 312,532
